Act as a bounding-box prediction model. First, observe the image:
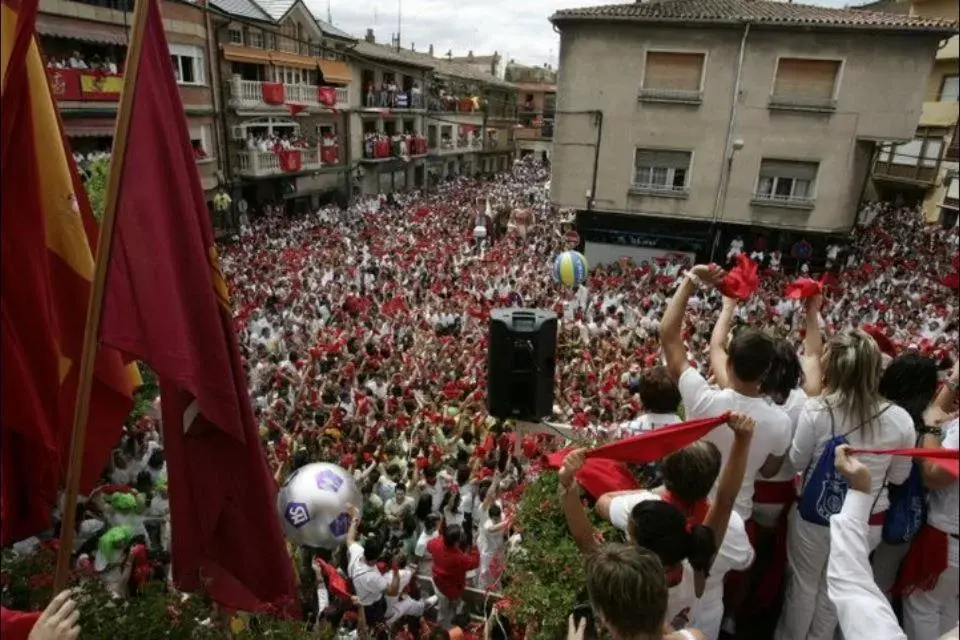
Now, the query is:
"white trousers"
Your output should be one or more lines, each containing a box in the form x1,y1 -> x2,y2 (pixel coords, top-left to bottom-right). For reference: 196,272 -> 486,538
385,596 -> 426,627
872,540 -> 911,596
436,591 -> 460,629
777,508 -> 882,640
903,536 -> 960,640
690,585 -> 724,640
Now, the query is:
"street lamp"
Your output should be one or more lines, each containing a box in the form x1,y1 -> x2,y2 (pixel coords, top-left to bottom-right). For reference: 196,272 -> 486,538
708,138 -> 745,263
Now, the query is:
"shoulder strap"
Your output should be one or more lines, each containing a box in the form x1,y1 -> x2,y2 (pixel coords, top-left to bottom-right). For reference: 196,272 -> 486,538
841,402 -> 893,439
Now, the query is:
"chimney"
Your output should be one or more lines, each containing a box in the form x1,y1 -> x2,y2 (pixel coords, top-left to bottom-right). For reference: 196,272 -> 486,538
428,44 -> 434,56
446,49 -> 452,60
365,28 -> 375,43
411,42 -> 415,52
467,50 -> 474,61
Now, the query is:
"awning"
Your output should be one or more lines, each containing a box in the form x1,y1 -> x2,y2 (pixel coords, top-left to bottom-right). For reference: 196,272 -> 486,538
318,59 -> 351,85
63,118 -> 116,137
269,51 -> 317,70
36,15 -> 128,45
221,44 -> 271,65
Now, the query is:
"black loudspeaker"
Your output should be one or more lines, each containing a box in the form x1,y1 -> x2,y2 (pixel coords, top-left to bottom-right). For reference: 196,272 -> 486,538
487,308 -> 557,421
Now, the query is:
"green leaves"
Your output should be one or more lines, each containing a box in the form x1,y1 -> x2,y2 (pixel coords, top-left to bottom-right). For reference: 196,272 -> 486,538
80,156 -> 110,222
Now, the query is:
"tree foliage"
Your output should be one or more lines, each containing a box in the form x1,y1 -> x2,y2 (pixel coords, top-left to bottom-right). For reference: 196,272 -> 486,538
80,156 -> 110,222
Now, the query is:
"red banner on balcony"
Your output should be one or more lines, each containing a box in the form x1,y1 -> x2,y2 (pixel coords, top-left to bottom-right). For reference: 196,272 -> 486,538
262,82 -> 285,105
47,68 -> 123,102
320,146 -> 339,165
276,149 -> 302,172
317,86 -> 337,109
374,139 -> 391,159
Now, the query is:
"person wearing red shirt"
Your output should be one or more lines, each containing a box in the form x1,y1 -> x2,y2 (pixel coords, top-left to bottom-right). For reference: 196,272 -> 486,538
427,523 -> 479,628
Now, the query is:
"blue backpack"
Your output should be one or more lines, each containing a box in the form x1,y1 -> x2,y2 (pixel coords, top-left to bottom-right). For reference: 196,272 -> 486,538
882,436 -> 926,545
798,405 -> 889,526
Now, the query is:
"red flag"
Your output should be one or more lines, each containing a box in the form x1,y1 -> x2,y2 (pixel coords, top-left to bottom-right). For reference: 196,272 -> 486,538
849,447 -> 959,477
98,0 -> 296,615
861,324 -> 897,358
1,0 -> 137,545
941,272 -> 960,291
785,277 -> 822,300
720,254 -> 759,301
314,557 -> 351,600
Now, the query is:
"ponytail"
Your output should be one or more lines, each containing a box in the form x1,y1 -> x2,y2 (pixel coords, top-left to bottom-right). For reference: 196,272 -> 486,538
684,524 -> 717,574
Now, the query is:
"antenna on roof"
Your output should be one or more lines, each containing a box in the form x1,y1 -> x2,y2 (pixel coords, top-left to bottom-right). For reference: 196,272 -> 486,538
397,0 -> 402,53
326,0 -> 332,23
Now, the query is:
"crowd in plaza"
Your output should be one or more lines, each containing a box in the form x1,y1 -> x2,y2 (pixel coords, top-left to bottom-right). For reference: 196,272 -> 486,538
5,158 -> 959,640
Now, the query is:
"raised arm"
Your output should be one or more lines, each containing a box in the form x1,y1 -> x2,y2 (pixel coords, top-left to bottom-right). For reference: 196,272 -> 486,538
704,413 -> 754,554
661,265 -> 726,382
801,294 -> 824,397
558,449 -> 599,555
709,297 -> 737,389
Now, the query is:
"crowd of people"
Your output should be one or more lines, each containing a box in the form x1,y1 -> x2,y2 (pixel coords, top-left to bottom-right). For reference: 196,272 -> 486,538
45,50 -> 120,74
5,157 -> 959,640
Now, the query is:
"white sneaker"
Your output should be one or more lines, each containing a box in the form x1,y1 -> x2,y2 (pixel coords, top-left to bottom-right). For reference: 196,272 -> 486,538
424,595 -> 439,609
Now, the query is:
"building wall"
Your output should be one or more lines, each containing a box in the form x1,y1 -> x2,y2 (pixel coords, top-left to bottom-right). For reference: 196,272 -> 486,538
553,22 -> 941,233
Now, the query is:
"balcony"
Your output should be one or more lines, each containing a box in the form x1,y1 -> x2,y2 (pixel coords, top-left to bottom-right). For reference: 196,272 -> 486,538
768,95 -> 837,113
629,182 -> 689,199
48,68 -> 122,103
236,148 -> 323,178
229,77 -> 348,112
430,137 -> 481,155
638,88 -> 703,106
919,100 -> 960,128
361,90 -> 424,111
873,160 -> 940,185
750,192 -> 816,210
426,96 -> 481,114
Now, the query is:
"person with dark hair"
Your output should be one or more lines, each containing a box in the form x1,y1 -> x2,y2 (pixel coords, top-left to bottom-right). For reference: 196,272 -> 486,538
871,351 -> 940,594
344,505 -> 400,625
617,366 -> 682,438
573,413 -> 755,635
426,522 -> 479,628
661,275 -> 792,522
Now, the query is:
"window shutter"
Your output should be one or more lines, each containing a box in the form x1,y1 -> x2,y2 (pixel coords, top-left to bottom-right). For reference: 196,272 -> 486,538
773,59 -> 839,101
643,52 -> 704,92
759,160 -> 818,181
635,149 -> 690,169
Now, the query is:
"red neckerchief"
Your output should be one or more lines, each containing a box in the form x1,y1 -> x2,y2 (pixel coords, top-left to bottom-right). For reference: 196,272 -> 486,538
661,489 -> 710,527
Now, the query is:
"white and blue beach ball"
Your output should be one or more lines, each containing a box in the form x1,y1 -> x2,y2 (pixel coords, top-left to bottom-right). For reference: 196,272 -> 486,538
553,250 -> 589,287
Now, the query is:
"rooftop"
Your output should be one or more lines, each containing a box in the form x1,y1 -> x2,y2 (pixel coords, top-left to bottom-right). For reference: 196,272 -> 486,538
208,0 -> 272,22
550,0 -> 958,33
352,41 -> 516,88
253,0 -> 295,21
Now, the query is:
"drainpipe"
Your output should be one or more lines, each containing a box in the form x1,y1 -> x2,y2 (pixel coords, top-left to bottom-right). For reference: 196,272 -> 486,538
211,21 -> 236,222
204,3 -> 225,165
587,110 -> 603,211
708,22 -> 750,263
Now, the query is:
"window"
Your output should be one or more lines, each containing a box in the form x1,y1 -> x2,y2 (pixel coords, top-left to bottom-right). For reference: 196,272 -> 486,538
228,27 -> 242,44
754,159 -> 818,206
940,75 -> 959,102
248,30 -> 264,49
890,138 -> 943,167
264,32 -> 277,50
921,139 -> 943,167
771,58 -> 840,109
640,51 -> 705,101
632,149 -> 691,194
947,176 -> 959,201
189,124 -> 212,158
169,44 -> 204,85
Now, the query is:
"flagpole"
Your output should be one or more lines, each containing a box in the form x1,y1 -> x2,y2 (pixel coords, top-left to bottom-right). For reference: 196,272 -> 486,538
53,0 -> 151,593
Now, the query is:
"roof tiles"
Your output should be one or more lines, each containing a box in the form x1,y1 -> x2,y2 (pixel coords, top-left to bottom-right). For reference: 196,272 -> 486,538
550,0 -> 958,32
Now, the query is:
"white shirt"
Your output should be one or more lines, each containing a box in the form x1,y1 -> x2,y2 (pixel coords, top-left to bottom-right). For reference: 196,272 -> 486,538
347,542 -> 389,606
478,517 -> 506,554
790,398 -> 914,513
828,489 -> 906,640
678,368 -> 792,519
414,530 -> 438,576
618,412 -> 681,438
927,418 -> 959,537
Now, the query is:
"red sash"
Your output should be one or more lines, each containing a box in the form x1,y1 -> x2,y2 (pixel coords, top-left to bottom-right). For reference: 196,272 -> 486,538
753,480 -> 796,505
893,524 -> 949,597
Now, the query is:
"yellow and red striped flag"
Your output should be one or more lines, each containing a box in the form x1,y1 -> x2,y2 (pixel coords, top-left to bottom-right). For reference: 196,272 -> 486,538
1,0 -> 139,545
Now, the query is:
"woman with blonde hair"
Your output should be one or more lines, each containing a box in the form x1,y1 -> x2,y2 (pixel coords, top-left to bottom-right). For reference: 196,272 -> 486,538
777,328 -> 915,640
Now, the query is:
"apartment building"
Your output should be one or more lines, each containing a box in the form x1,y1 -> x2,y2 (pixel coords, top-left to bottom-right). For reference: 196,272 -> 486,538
207,0 -> 353,215
549,0 -> 956,266
507,62 -> 556,163
866,0 -> 959,226
40,0 -> 221,203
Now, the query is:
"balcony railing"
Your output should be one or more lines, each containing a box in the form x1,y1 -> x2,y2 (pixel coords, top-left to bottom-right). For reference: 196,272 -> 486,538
629,182 -> 689,198
362,90 -> 424,110
638,87 -> 703,105
873,160 -> 939,185
750,192 -> 816,209
768,95 -> 837,113
229,77 -> 348,111
236,148 -> 322,177
48,68 -> 122,102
